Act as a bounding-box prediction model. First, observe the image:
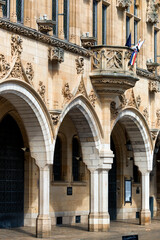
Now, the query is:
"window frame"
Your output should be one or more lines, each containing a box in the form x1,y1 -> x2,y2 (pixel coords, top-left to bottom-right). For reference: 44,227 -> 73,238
16,0 -> 24,24
2,0 -> 10,19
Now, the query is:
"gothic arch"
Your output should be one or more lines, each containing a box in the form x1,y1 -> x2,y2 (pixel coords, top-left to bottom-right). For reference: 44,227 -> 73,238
112,107 -> 153,171
0,80 -> 54,168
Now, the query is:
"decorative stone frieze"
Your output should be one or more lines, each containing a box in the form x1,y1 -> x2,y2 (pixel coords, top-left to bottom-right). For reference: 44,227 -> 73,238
143,107 -> 149,122
0,54 -> 10,79
116,0 -> 132,9
146,0 -> 159,24
88,90 -> 97,108
36,19 -> 56,35
48,47 -> 64,63
38,81 -> 46,102
156,109 -> 160,127
62,83 -> 73,101
149,80 -> 159,92
75,57 -> 84,74
0,18 -> 90,58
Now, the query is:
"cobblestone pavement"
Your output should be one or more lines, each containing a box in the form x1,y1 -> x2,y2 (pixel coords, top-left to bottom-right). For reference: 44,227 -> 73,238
1,218 -> 160,240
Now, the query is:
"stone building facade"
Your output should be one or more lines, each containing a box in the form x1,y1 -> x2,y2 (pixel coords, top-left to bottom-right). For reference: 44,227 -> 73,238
0,0 -> 160,238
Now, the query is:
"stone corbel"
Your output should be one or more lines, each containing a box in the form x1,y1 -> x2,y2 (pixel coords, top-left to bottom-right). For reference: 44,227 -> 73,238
0,0 -> 5,18
81,34 -> 97,48
49,110 -> 61,126
146,61 -> 159,73
36,17 -> 56,35
48,47 -> 64,63
149,80 -> 159,93
116,0 -> 132,9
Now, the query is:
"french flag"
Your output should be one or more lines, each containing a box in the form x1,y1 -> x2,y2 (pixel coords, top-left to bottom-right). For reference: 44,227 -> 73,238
129,39 -> 145,66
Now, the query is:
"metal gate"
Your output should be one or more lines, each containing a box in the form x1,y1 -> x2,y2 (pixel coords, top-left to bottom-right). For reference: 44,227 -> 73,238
0,115 -> 24,228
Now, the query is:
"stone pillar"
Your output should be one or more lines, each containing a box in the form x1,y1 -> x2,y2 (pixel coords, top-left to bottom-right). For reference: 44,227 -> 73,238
36,165 -> 51,238
88,169 -> 99,231
10,0 -> 17,22
140,171 -> 151,225
99,168 -> 110,231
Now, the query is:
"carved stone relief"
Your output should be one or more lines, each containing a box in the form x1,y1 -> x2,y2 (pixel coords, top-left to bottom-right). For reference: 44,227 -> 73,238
88,90 -> 97,108
11,34 -> 23,57
143,107 -> 149,122
62,83 -> 73,101
117,0 -> 132,9
25,63 -> 34,82
119,94 -> 128,108
0,54 -> 10,79
146,0 -> 159,24
38,81 -> 46,102
111,101 -> 119,120
76,77 -> 87,97
75,57 -> 84,74
50,112 -> 60,125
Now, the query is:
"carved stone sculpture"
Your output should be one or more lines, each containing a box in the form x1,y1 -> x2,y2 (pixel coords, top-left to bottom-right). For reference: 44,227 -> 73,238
36,19 -> 56,35
0,54 -> 10,79
26,63 -> 34,82
62,83 -> 73,101
75,57 -> 84,74
143,107 -> 149,122
50,114 -> 60,125
89,90 -> 97,108
76,77 -> 87,97
146,0 -> 159,24
136,95 -> 141,109
48,47 -> 64,63
111,101 -> 119,120
38,81 -> 46,102
11,35 -> 23,57
119,94 -> 128,108
156,109 -> 160,127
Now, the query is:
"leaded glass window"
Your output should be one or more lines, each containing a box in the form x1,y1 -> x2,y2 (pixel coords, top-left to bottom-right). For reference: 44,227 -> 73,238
52,0 -> 58,36
64,0 -> 69,40
16,0 -> 24,23
102,4 -> 107,45
2,0 -> 10,18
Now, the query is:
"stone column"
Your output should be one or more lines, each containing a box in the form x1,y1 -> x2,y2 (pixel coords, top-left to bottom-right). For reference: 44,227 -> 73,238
99,168 -> 110,231
10,0 -> 17,22
36,165 -> 51,238
140,171 -> 151,225
88,169 -> 99,231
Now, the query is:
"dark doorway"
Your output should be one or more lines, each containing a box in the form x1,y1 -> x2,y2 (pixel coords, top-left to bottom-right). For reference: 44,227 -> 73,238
109,137 -> 117,220
0,114 -> 24,228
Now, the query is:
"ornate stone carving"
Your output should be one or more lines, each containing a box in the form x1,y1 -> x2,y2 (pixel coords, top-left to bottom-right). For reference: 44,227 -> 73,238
10,57 -> 23,79
151,130 -> 158,140
0,54 -> 10,79
143,107 -> 149,122
156,109 -> 160,127
137,67 -> 160,81
76,77 -> 87,97
149,80 -> 159,92
111,101 -> 119,120
25,63 -> 34,82
117,0 -> 132,9
48,47 -> 64,63
62,83 -> 73,101
50,114 -> 59,125
119,94 -> 128,108
38,81 -> 46,102
146,61 -> 159,73
0,19 -> 90,58
11,34 -> 23,57
136,95 -> 141,109
75,57 -> 84,74
128,89 -> 136,107
36,19 -> 56,34
88,90 -> 97,108
146,0 -> 159,24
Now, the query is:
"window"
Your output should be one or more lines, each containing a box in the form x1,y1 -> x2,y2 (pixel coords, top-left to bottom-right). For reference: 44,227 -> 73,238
2,0 -> 10,19
134,0 -> 138,45
52,0 -> 58,36
72,136 -> 81,181
126,16 -> 130,42
53,136 -> 62,181
63,0 -> 69,40
124,178 -> 132,204
16,0 -> 24,23
93,0 -> 98,41
102,4 -> 107,45
154,30 -> 157,63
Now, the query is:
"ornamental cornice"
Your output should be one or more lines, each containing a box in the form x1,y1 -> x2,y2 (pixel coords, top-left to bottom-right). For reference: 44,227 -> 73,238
136,67 -> 160,81
0,18 -> 91,58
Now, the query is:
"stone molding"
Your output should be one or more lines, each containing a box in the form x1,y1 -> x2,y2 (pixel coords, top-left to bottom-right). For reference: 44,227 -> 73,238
0,18 -> 90,58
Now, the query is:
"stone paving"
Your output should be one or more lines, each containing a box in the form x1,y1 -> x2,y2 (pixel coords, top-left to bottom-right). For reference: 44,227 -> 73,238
1,218 -> 160,240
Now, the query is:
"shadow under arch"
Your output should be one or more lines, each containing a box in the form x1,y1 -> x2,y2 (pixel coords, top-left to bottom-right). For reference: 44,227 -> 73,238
112,107 -> 153,172
0,79 -> 54,167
